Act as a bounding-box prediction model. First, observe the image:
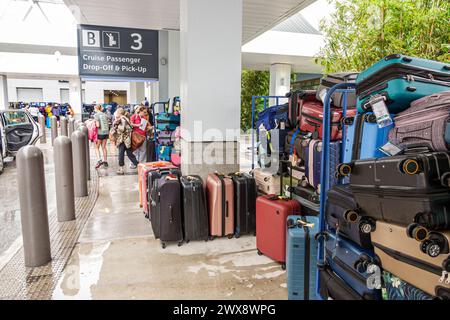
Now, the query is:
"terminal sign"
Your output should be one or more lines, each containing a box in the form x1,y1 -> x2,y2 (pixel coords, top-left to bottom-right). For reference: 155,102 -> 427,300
77,25 -> 159,80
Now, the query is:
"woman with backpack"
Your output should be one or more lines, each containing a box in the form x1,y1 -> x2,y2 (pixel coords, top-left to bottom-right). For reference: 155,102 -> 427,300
110,107 -> 139,175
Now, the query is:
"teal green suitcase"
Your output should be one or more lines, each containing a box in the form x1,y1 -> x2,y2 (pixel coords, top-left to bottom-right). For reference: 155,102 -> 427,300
356,54 -> 450,114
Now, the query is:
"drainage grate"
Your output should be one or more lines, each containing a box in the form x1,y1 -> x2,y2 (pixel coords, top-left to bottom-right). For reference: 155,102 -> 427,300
0,170 -> 99,300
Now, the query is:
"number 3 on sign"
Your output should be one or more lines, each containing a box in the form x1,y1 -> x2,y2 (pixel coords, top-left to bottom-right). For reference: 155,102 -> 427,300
131,33 -> 142,50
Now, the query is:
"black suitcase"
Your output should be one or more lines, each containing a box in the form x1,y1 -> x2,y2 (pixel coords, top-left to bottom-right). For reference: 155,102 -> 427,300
325,185 -> 372,249
149,168 -> 181,240
180,176 -> 209,242
316,72 -> 358,108
290,185 -> 320,216
146,138 -> 156,162
230,173 -> 257,238
154,173 -> 183,249
318,264 -> 364,300
339,153 -> 450,233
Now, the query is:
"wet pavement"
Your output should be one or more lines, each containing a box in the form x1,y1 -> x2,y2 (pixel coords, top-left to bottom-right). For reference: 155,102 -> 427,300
1,132 -> 285,300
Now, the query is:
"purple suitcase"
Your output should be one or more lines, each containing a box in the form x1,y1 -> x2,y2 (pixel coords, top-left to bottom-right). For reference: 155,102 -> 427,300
303,139 -> 341,193
157,130 -> 175,146
389,91 -> 450,152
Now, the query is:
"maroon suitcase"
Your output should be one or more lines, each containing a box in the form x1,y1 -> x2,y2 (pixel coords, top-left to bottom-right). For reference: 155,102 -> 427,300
256,195 -> 302,269
299,99 -> 357,141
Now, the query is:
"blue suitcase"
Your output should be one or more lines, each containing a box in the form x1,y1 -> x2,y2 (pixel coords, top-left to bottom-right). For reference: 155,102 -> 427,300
286,215 -> 320,300
303,140 -> 341,192
156,113 -> 180,131
356,54 -> 450,114
325,231 -> 381,300
157,145 -> 172,161
343,113 -> 394,163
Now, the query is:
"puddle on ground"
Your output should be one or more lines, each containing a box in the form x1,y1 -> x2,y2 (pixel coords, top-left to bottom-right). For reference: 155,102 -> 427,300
52,242 -> 111,300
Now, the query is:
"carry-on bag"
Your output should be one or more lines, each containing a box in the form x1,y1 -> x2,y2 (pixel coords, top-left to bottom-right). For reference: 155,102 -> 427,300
356,54 -> 450,113
299,99 -> 356,141
287,90 -> 317,128
253,168 -> 280,195
148,168 -> 181,232
316,72 -> 359,108
156,113 -> 180,131
339,153 -> 450,232
302,139 -> 341,192
372,221 -> 450,298
382,271 -> 433,300
389,91 -> 450,152
138,161 -> 172,209
206,173 -> 235,239
318,264 -> 364,300
343,113 -> 394,163
229,173 -> 257,238
151,173 -> 184,248
180,176 -> 209,243
325,185 -> 372,249
286,215 -> 320,300
324,231 -> 382,300
256,195 -> 301,268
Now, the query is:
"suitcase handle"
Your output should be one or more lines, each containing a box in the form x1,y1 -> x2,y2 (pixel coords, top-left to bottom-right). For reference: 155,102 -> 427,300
169,205 -> 173,223
225,201 -> 229,218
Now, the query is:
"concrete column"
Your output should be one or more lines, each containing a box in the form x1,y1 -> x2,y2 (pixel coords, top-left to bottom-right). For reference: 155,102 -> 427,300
159,30 -> 169,102
270,63 -> 292,105
180,0 -> 242,180
0,75 -> 8,110
69,78 -> 83,120
129,82 -> 146,105
149,82 -> 160,104
168,31 -> 181,99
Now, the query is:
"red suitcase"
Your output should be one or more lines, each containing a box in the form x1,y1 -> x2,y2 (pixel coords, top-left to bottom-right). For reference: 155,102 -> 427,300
256,195 -> 301,268
299,99 -> 356,141
288,90 -> 317,128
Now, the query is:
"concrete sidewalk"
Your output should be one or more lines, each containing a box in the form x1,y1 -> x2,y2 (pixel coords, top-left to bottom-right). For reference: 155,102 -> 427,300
52,174 -> 287,300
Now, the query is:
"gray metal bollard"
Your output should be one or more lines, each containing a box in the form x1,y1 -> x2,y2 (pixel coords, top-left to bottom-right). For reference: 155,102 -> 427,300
38,115 -> 46,144
17,146 -> 52,267
71,130 -> 88,197
68,118 -> 75,137
51,116 -> 58,146
79,126 -> 91,181
60,117 -> 68,137
54,136 -> 76,222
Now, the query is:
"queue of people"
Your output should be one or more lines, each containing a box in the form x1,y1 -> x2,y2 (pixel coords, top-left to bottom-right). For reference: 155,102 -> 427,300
89,103 -> 155,175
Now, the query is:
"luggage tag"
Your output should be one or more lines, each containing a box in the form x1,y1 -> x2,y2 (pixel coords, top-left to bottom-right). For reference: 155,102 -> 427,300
379,142 -> 403,156
368,95 -> 393,129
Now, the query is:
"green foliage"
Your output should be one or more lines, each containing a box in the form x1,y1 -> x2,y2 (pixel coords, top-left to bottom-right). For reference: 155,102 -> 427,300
241,70 -> 270,131
318,0 -> 450,73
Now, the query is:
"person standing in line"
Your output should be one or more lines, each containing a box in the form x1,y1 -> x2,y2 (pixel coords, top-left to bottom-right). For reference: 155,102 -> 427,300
130,105 -> 151,163
111,108 -> 139,175
93,104 -> 110,169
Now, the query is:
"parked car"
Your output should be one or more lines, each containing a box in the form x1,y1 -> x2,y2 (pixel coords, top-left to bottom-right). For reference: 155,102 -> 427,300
0,110 -> 42,174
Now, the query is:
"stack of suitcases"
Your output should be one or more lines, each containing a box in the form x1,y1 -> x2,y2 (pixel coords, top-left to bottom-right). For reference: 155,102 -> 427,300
319,54 -> 450,300
154,98 -> 181,165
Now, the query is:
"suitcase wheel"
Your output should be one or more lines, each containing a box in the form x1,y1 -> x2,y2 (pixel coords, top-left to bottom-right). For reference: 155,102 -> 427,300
344,210 -> 360,224
421,240 -> 442,258
161,243 -> 167,249
337,163 -> 352,177
359,219 -> 376,234
407,224 -> 429,242
209,236 -> 216,241
401,159 -> 422,175
178,242 -> 183,247
281,264 -> 286,271
185,240 -> 190,244
441,172 -> 450,188
257,250 -> 263,256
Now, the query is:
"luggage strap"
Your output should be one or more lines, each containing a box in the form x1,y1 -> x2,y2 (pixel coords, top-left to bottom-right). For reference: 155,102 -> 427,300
290,129 -> 301,155
308,140 -> 319,187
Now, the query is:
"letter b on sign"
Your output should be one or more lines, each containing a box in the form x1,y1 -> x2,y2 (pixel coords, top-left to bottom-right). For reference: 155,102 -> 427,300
82,30 -> 100,47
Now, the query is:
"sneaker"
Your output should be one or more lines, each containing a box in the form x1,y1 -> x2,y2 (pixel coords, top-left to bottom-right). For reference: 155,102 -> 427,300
116,167 -> 125,175
102,162 -> 109,168
95,160 -> 103,169
130,164 -> 137,170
